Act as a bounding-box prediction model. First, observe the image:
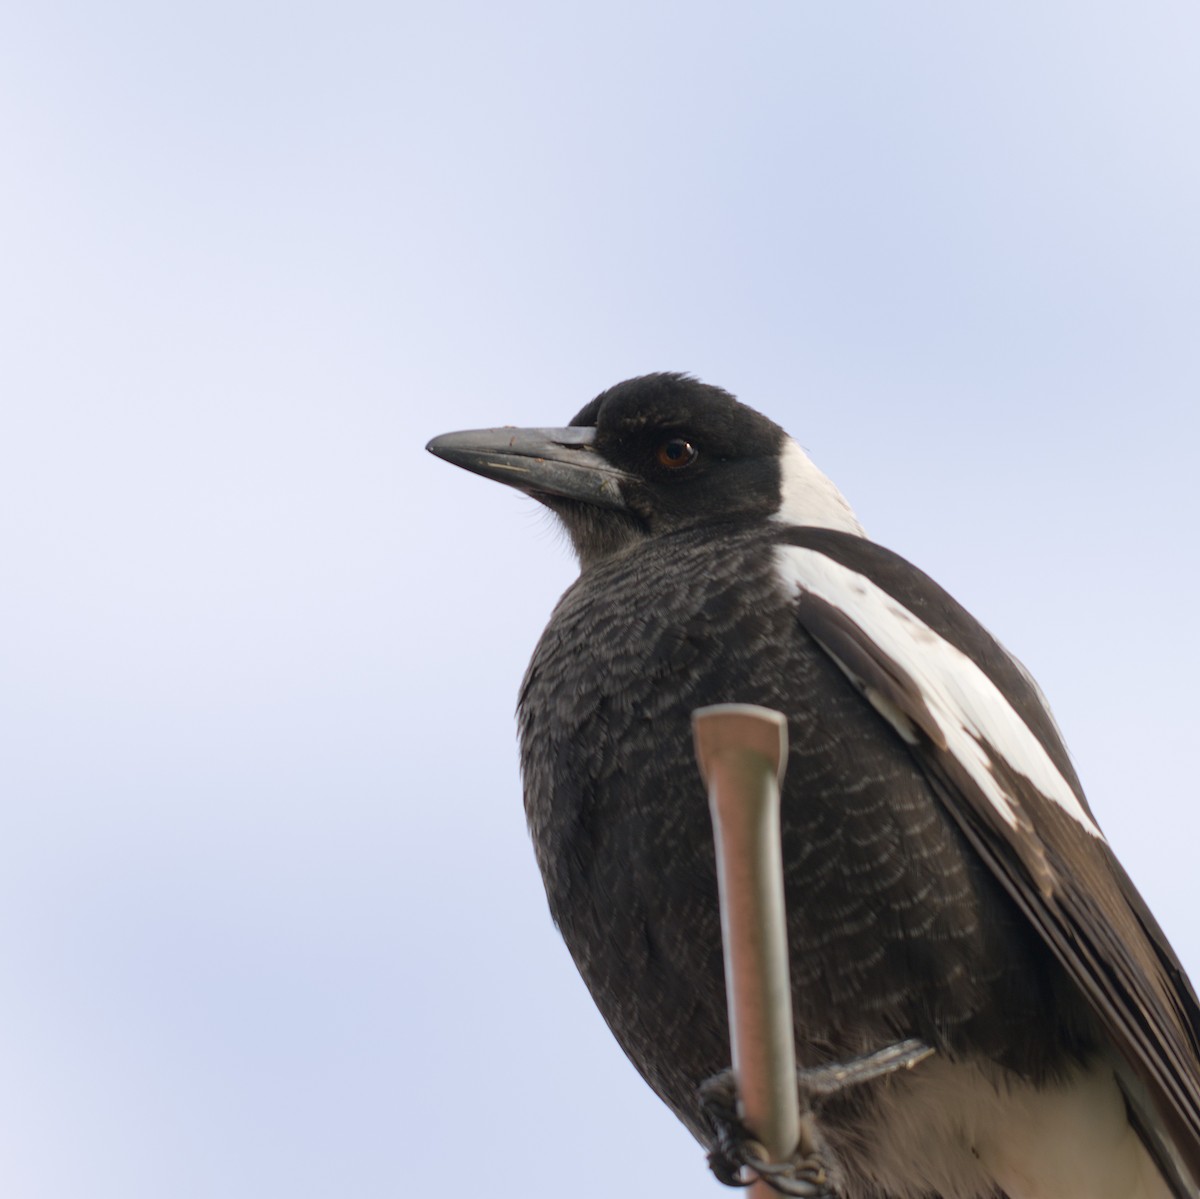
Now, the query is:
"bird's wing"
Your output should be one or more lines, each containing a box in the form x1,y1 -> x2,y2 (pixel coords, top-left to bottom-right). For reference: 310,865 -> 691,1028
777,527 -> 1200,1192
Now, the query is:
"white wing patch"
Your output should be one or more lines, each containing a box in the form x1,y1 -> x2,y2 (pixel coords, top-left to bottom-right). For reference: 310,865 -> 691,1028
774,545 -> 1104,840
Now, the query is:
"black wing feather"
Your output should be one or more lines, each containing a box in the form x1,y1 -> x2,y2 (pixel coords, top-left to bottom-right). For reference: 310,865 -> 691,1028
783,527 -> 1200,1191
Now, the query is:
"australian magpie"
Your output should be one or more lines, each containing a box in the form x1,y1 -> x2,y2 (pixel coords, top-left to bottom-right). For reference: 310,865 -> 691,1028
427,372 -> 1200,1199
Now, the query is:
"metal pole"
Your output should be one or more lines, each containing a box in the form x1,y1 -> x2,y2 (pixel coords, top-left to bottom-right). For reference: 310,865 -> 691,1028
693,704 -> 803,1197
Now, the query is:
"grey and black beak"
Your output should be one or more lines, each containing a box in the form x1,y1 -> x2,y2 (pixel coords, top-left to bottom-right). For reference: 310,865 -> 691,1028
426,426 -> 633,511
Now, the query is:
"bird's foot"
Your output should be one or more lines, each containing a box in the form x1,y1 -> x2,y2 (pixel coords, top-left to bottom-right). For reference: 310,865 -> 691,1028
697,1038 -> 936,1196
795,1037 -> 936,1096
698,1071 -> 833,1197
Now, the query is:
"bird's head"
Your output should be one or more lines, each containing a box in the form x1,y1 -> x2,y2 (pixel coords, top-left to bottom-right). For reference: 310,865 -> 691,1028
427,373 -> 862,568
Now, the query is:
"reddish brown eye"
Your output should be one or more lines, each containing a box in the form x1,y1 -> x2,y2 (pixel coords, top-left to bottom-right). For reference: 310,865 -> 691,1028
656,438 -> 698,470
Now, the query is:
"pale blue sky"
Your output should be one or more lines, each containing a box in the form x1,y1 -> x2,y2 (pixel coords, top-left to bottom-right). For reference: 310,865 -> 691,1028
2,4 -> 1198,1197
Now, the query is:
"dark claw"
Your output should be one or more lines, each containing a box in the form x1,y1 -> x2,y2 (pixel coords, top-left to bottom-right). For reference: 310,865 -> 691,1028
698,1069 -> 755,1188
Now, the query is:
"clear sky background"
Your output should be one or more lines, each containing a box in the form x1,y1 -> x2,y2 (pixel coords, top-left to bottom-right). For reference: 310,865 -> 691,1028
2,4 -> 1198,1197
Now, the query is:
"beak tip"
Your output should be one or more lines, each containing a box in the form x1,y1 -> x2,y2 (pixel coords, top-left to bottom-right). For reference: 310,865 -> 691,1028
427,433 -> 469,465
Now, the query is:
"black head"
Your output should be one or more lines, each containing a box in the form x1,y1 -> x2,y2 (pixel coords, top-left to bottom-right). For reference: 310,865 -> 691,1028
560,373 -> 792,560
427,373 -> 860,567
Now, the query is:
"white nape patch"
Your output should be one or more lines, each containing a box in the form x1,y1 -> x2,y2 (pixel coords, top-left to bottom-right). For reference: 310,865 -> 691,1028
853,1054 -> 1171,1199
775,546 -> 1103,839
772,439 -> 866,536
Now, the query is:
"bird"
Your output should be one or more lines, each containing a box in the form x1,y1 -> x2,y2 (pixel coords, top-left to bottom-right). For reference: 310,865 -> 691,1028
426,372 -> 1200,1199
